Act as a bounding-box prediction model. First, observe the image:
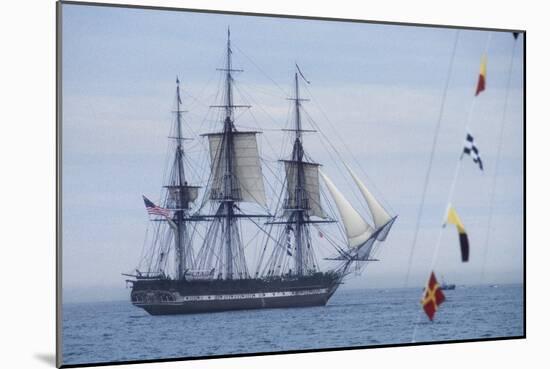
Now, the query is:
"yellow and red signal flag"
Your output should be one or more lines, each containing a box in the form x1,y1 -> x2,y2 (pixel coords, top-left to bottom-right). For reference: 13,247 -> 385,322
475,55 -> 487,96
421,271 -> 446,321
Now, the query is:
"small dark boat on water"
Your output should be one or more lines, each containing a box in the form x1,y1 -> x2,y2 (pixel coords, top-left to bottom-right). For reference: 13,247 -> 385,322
440,282 -> 456,290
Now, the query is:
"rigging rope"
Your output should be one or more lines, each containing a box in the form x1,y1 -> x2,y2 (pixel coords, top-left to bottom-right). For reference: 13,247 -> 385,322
411,32 -> 493,343
233,44 -> 290,97
302,83 -> 396,214
479,35 -> 520,284
403,30 -> 460,287
299,107 -> 373,219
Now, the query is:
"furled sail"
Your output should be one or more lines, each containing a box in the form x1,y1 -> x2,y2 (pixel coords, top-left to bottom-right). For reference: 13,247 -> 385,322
319,171 -> 374,248
345,165 -> 395,241
284,161 -> 324,218
207,131 -> 267,206
164,185 -> 200,209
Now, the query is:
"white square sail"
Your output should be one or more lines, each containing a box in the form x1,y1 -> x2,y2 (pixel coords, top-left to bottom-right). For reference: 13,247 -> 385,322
207,131 -> 267,206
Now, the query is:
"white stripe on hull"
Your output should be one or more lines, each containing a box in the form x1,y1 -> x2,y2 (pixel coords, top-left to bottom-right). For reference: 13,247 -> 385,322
132,288 -> 336,315
134,288 -> 329,304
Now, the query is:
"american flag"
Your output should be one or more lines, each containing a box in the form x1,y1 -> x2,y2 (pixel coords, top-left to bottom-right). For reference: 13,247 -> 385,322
142,196 -> 171,218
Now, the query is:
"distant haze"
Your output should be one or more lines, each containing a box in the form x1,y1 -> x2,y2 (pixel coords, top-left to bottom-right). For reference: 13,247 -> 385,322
61,4 -> 524,302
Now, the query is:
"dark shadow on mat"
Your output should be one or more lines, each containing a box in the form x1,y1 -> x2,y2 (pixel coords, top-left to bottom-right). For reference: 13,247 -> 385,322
34,353 -> 56,366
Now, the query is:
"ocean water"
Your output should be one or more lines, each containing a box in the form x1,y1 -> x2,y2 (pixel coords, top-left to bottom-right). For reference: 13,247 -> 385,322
62,284 -> 524,366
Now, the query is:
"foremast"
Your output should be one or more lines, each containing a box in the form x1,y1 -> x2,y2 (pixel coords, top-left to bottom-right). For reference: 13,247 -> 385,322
289,72 -> 310,276
263,67 -> 333,278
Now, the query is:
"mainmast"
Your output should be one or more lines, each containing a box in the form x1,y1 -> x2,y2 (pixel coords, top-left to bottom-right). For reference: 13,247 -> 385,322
222,28 -> 236,279
196,28 -> 267,281
291,72 -> 306,276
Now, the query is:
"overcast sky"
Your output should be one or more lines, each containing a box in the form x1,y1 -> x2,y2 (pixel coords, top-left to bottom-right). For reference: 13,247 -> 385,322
61,3 -> 524,302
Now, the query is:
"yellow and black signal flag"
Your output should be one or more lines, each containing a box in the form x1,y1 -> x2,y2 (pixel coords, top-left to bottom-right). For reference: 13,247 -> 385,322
421,271 -> 446,321
475,55 -> 487,96
445,206 -> 470,262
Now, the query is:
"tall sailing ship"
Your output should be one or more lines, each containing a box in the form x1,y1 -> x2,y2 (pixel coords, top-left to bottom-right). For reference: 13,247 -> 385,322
124,30 -> 397,315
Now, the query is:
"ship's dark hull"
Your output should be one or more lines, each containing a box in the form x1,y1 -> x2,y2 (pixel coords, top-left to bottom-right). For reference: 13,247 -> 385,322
130,272 -> 341,315
137,290 -> 333,315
